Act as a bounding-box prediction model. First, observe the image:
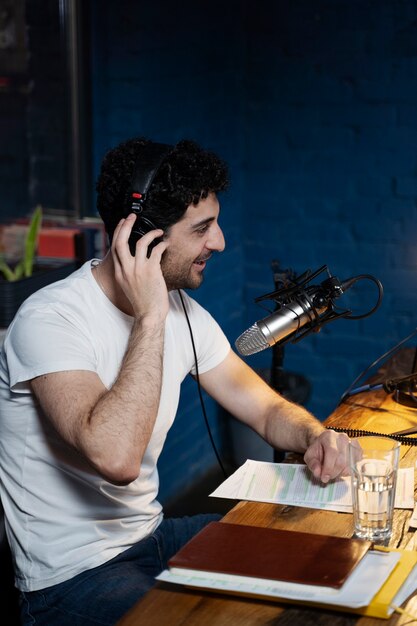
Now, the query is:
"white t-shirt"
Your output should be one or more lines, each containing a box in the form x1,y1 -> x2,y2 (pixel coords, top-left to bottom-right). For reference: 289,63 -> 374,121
0,261 -> 230,591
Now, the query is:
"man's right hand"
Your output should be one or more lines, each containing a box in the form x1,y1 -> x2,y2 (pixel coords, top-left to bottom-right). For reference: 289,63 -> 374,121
111,213 -> 170,323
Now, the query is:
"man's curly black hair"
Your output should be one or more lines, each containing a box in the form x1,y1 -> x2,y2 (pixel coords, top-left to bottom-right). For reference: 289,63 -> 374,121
96,137 -> 229,243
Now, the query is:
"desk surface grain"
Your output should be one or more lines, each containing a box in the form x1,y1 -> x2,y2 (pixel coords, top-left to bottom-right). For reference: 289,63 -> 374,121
117,349 -> 417,626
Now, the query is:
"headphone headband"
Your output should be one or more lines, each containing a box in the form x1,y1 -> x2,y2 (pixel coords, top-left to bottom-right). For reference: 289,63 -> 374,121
130,142 -> 173,213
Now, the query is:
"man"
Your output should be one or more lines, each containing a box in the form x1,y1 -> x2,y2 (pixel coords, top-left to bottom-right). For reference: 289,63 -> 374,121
0,138 -> 349,626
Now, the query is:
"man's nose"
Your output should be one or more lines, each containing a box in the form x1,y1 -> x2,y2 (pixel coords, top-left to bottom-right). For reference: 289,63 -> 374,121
208,224 -> 225,252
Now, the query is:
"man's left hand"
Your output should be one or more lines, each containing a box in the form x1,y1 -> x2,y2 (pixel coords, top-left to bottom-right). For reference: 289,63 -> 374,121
303,429 -> 350,483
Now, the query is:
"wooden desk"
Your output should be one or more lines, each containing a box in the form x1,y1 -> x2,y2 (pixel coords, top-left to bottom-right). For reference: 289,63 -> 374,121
118,349 -> 417,626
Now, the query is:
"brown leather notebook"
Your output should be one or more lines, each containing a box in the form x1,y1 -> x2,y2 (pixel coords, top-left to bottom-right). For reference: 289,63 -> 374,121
168,522 -> 371,589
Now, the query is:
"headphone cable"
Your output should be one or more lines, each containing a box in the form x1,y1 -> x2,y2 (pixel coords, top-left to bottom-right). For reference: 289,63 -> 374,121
178,290 -> 228,479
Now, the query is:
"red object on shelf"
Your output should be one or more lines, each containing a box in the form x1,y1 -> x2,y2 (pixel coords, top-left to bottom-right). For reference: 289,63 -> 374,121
38,228 -> 81,258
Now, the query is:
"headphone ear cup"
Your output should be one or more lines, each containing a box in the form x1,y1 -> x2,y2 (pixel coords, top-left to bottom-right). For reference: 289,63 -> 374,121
128,217 -> 143,256
128,215 -> 161,256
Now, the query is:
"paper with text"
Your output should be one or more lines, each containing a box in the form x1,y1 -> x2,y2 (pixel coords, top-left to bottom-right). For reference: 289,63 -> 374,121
210,460 -> 414,512
158,550 -> 401,610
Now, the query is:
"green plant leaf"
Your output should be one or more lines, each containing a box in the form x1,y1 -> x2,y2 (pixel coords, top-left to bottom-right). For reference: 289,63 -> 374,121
13,260 -> 25,281
23,205 -> 43,277
0,257 -> 16,281
0,205 -> 43,282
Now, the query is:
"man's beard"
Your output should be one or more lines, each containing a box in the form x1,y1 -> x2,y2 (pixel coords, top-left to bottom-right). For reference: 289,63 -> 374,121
161,255 -> 204,291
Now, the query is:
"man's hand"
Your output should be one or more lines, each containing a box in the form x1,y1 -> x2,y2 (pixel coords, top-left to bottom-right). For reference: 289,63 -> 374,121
111,214 -> 169,322
303,429 -> 350,483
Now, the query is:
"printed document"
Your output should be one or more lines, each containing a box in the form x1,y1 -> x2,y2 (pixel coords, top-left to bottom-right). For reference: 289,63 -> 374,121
158,550 -> 402,610
210,459 -> 414,512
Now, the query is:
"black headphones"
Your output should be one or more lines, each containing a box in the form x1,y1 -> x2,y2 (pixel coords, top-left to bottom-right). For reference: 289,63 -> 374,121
128,141 -> 173,255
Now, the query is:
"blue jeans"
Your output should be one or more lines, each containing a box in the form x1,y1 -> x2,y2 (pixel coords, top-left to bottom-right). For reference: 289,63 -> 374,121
19,513 -> 220,626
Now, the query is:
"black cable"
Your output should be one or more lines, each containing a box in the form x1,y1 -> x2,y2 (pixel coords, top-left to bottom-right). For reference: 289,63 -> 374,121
329,426 -> 417,446
339,274 -> 384,320
178,290 -> 228,479
338,327 -> 417,404
412,346 -> 417,373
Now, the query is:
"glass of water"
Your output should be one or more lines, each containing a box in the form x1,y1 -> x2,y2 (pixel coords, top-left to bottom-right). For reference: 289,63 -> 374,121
349,436 -> 400,541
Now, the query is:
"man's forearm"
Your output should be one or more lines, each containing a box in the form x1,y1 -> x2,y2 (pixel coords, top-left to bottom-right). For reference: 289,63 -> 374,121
81,319 -> 165,482
263,395 -> 325,453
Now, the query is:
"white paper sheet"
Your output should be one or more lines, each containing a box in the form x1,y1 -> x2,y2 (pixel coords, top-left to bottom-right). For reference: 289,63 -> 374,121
157,550 -> 401,610
210,460 -> 414,512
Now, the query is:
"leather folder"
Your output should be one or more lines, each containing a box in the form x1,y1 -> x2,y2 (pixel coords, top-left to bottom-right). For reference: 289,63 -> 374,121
168,521 -> 371,589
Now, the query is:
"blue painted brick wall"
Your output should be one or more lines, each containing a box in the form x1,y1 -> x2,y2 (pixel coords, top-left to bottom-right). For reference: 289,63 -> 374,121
241,0 -> 417,422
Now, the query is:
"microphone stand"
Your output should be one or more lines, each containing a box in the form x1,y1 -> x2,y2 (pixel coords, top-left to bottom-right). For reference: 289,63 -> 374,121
269,263 -> 312,461
271,343 -> 286,394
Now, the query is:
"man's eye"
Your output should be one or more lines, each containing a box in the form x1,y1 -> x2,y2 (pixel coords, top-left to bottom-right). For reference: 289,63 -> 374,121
196,225 -> 209,235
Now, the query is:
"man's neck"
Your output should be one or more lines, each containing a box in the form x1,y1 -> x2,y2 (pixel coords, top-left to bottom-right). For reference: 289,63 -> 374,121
92,254 -> 135,317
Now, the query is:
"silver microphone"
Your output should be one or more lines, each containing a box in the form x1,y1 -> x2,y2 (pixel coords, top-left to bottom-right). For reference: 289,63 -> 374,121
235,298 -> 329,356
235,267 -> 384,356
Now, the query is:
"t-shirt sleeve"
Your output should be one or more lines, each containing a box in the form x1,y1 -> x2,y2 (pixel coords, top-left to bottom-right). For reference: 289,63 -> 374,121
182,294 -> 230,375
5,305 -> 97,392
